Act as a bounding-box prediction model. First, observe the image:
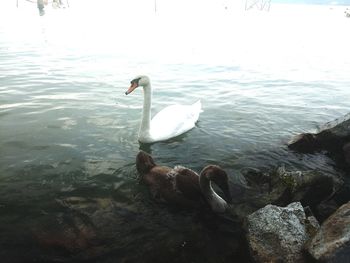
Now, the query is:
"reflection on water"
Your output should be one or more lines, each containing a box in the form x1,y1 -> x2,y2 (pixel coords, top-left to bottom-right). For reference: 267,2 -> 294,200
1,1 -> 350,262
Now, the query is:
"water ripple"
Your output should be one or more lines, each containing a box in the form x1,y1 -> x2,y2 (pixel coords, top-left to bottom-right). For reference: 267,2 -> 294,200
1,2 -> 350,262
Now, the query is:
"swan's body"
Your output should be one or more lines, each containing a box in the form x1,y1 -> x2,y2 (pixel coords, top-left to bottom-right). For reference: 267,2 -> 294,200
136,151 -> 232,213
125,76 -> 202,143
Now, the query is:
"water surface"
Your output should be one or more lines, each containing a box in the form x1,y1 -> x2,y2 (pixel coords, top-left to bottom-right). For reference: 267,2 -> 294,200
1,1 -> 350,262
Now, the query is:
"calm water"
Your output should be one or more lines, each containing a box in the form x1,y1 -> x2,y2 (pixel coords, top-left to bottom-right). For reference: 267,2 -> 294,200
1,1 -> 350,262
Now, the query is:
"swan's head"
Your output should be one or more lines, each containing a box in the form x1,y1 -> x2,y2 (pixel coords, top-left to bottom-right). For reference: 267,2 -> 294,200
125,75 -> 150,95
201,165 -> 233,204
136,150 -> 156,175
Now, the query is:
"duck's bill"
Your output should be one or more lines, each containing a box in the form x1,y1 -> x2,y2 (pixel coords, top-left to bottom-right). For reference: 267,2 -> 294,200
125,82 -> 138,95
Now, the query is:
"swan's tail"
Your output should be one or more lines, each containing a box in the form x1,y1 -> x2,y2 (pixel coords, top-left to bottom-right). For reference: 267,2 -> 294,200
193,100 -> 202,111
136,151 -> 156,175
191,100 -> 202,123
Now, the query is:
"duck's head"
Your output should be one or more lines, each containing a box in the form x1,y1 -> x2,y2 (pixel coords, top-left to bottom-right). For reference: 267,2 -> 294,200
201,165 -> 233,204
136,150 -> 156,175
125,76 -> 150,95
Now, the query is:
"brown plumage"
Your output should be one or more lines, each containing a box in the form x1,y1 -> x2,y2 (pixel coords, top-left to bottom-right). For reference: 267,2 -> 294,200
135,151 -> 232,212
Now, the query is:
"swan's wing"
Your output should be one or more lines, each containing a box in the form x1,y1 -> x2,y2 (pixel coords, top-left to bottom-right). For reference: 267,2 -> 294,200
172,166 -> 202,201
150,100 -> 202,141
147,167 -> 201,208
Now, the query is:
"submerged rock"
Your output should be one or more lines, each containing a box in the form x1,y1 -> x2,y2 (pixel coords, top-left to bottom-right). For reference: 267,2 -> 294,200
236,166 -> 335,220
306,201 -> 350,263
275,167 -> 335,207
245,202 -> 314,263
31,196 -> 245,263
33,212 -> 99,255
32,197 -> 138,261
288,113 -> 350,168
287,113 -> 350,221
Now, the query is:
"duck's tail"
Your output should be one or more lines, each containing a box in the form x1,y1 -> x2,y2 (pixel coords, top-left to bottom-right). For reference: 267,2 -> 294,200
136,151 -> 156,175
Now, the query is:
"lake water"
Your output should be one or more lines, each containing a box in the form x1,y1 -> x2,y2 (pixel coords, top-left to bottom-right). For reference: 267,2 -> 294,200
1,1 -> 350,262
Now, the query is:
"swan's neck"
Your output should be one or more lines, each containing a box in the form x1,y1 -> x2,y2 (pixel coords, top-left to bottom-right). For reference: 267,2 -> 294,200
200,175 -> 227,213
139,84 -> 152,140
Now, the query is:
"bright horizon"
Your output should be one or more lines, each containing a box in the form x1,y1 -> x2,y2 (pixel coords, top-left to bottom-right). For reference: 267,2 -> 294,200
0,0 -> 349,83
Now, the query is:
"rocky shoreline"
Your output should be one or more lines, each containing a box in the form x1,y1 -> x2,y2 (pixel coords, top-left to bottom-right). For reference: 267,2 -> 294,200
241,112 -> 350,262
27,113 -> 350,263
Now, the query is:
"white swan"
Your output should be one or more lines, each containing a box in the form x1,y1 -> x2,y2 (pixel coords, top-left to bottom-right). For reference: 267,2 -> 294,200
136,151 -> 232,213
125,75 -> 202,143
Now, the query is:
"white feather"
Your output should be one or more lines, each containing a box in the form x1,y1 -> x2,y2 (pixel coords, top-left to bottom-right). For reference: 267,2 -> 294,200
128,76 -> 202,143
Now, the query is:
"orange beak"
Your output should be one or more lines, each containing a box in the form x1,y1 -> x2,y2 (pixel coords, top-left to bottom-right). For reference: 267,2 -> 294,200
125,82 -> 138,95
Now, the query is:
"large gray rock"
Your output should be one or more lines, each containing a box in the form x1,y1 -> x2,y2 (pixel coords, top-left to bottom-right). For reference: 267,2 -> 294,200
246,202 -> 312,263
306,201 -> 350,262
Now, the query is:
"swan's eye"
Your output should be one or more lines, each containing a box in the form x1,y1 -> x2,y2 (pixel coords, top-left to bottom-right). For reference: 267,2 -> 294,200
131,77 -> 141,86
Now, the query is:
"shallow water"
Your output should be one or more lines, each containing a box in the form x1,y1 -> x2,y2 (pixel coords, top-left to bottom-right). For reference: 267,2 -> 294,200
1,1 -> 350,262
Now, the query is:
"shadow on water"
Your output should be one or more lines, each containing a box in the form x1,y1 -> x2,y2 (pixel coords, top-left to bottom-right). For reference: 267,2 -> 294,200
0,159 -> 251,263
1,122 -> 347,263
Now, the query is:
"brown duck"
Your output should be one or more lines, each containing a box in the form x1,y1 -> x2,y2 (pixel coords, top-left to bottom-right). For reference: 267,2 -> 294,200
136,151 -> 232,213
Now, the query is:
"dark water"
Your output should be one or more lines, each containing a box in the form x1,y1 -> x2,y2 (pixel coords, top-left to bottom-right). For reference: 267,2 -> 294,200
1,1 -> 350,262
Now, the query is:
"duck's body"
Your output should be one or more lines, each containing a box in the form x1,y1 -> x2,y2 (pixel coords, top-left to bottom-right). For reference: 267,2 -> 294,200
125,76 -> 202,143
136,151 -> 232,213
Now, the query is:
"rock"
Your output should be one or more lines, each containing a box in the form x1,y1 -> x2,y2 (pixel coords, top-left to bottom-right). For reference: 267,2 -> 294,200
288,133 -> 319,153
245,202 -> 312,263
315,199 -> 340,223
238,166 -> 335,217
276,167 -> 335,207
343,142 -> 350,166
288,113 -> 350,157
34,212 -> 98,253
304,206 -> 321,238
32,197 -> 139,261
241,166 -> 292,207
287,114 -> 350,223
306,201 -> 350,262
